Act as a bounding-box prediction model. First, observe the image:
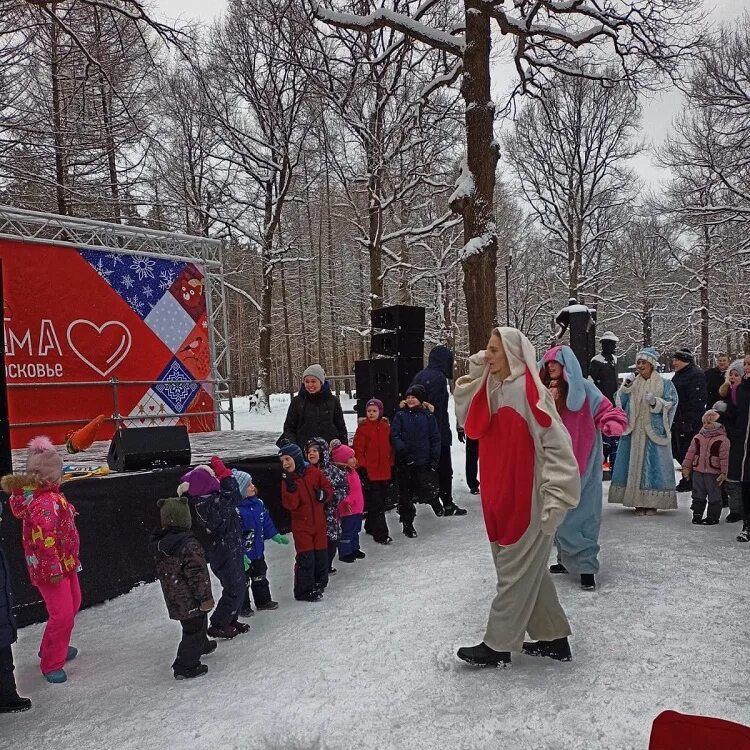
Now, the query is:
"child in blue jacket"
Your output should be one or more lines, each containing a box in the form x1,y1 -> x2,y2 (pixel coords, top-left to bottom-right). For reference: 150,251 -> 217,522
233,470 -> 289,616
390,384 -> 443,537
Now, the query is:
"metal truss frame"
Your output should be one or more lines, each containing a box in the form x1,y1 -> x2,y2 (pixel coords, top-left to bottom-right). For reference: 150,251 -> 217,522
0,205 -> 233,430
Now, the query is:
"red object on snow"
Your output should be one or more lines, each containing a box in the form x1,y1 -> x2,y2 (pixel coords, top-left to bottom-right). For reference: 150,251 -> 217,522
649,710 -> 750,750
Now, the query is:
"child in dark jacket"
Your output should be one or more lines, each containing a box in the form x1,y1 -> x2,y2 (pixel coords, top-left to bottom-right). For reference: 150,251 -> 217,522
178,457 -> 249,639
279,444 -> 333,602
233,469 -> 289,616
353,398 -> 393,545
331,441 -> 366,563
0,499 -> 31,712
151,496 -> 215,680
390,384 -> 442,537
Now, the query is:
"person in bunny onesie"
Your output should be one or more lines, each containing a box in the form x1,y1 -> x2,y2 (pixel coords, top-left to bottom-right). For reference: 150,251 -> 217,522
453,327 -> 580,667
540,345 -> 628,591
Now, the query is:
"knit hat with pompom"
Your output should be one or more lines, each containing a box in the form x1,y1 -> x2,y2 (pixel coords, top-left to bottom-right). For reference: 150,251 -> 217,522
177,465 -> 220,497
26,436 -> 63,485
330,440 -> 355,465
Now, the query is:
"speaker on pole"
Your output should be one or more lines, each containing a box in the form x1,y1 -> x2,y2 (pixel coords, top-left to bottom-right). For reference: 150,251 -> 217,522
0,260 -> 11,475
107,425 -> 191,472
371,305 -> 425,336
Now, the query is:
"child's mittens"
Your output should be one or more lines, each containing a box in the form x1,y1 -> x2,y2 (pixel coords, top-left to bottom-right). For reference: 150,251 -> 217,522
200,597 -> 215,612
282,472 -> 297,492
243,555 -> 251,571
209,456 -> 233,480
271,533 -> 289,545
622,373 -> 635,387
644,392 -> 656,406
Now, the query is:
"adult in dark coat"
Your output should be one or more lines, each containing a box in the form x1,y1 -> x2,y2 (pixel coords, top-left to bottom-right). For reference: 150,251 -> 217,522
723,358 -> 750,541
671,349 -> 708,492
704,353 -> 730,408
0,502 -> 31,712
410,346 -> 467,515
278,364 -> 348,450
589,331 -> 621,471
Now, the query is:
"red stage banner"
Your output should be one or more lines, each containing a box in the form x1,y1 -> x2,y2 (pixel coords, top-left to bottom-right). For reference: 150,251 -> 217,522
0,239 -> 216,448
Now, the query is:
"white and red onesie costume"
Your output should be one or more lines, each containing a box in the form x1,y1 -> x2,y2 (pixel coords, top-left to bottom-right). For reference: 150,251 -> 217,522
454,328 -> 580,652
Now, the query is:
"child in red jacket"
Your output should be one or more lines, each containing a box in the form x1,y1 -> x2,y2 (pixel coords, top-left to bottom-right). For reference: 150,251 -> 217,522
353,398 -> 393,544
279,444 -> 333,602
2,437 -> 81,684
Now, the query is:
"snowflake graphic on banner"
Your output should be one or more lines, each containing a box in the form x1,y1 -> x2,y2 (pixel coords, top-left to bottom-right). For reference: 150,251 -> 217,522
78,248 -> 186,319
153,358 -> 200,414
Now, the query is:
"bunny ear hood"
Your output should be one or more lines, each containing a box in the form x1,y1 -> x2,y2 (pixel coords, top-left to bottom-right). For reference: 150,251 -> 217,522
541,345 -> 586,412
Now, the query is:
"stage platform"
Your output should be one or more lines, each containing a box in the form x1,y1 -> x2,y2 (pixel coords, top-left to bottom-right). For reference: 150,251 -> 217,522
2,429 -> 284,627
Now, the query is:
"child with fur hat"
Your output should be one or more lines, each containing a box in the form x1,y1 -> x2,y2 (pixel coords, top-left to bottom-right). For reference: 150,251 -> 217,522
304,438 -> 349,575
390,384 -> 443,537
279,444 -> 333,601
682,410 -> 730,525
2,437 -> 80,684
330,441 -> 366,563
353,399 -> 394,545
150,496 -> 216,680
234,469 -> 289,616
177,457 -> 249,639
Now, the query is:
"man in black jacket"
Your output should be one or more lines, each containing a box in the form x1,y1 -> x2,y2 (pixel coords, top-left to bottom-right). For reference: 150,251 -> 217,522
671,349 -> 708,492
589,331 -> 620,471
704,352 -> 729,407
410,346 -> 467,516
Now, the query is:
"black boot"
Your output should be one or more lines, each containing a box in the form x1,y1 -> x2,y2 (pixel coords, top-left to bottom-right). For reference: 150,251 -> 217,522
457,642 -> 511,667
737,524 -> 750,543
522,637 -> 572,662
403,523 -> 418,538
549,563 -> 568,574
725,513 -> 743,523
430,501 -> 445,517
443,502 -> 468,516
0,692 -> 32,713
691,514 -> 703,525
701,518 -> 720,526
676,478 -> 692,492
173,662 -> 209,680
580,574 -> 596,590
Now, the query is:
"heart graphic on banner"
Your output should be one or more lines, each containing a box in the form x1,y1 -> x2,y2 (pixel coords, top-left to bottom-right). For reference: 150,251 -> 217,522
66,320 -> 133,377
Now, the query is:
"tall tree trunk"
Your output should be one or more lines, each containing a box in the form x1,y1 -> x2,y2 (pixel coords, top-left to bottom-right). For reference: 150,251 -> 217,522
700,225 -> 710,368
280,260 -> 294,399
49,15 -> 68,216
643,298 -> 652,347
256,179 -> 274,411
325,163 -> 340,379
460,2 -> 498,352
367,99 -> 385,311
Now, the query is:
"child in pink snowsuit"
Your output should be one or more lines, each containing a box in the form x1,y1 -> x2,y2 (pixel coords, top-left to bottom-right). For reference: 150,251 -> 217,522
2,437 -> 81,683
330,441 -> 365,564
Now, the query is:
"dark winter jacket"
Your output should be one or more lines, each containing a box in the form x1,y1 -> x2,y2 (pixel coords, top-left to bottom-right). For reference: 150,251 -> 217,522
704,366 -> 727,408
725,377 -> 750,482
391,404 -> 441,468
187,475 -> 244,562
278,383 -> 348,450
0,542 -> 17,648
237,495 -> 279,562
589,355 -> 619,405
353,418 -> 393,481
671,364 -> 708,435
150,528 -> 212,621
281,464 -> 333,549
410,346 -> 454,447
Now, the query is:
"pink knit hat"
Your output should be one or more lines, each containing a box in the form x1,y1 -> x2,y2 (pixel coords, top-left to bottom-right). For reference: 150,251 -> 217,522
26,436 -> 63,485
330,441 -> 355,464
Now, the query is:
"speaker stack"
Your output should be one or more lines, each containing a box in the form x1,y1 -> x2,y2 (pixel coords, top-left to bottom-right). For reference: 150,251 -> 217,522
107,425 -> 191,472
355,305 -> 425,419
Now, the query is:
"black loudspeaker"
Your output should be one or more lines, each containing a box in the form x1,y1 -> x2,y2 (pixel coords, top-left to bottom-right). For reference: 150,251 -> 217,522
568,308 -> 596,378
371,305 -> 425,336
354,357 -> 423,418
0,261 -> 10,475
107,426 -> 191,472
371,331 -> 424,359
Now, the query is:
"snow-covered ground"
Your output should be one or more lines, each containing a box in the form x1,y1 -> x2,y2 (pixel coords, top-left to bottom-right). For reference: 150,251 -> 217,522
6,397 -> 750,750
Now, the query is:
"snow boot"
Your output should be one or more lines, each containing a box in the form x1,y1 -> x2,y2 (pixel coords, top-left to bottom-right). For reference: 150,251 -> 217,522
295,590 -> 323,602
725,513 -> 743,523
240,604 -> 254,617
0,692 -> 31,713
430,502 -> 445,517
522,637 -> 572,662
469,486 -> 480,496
202,640 -> 218,656
701,518 -> 720,526
231,620 -> 250,634
328,567 -> 337,575
256,600 -> 279,611
173,663 -> 208,680
374,536 -> 392,545
549,563 -> 568,574
580,574 -> 596,590
353,550 -> 366,559
456,642 -> 511,667
737,524 -> 750,543
692,514 -> 704,525
43,669 -> 67,684
402,523 -> 418,538
675,478 -> 692,493
443,503 -> 467,516
207,623 -> 240,639
339,554 -> 357,563
38,645 -> 77,662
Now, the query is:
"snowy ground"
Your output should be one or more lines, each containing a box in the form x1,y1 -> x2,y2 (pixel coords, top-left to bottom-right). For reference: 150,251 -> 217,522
6,397 -> 750,750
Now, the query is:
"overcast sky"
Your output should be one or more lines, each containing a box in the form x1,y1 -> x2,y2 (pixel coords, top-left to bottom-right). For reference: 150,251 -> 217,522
153,0 -> 746,186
